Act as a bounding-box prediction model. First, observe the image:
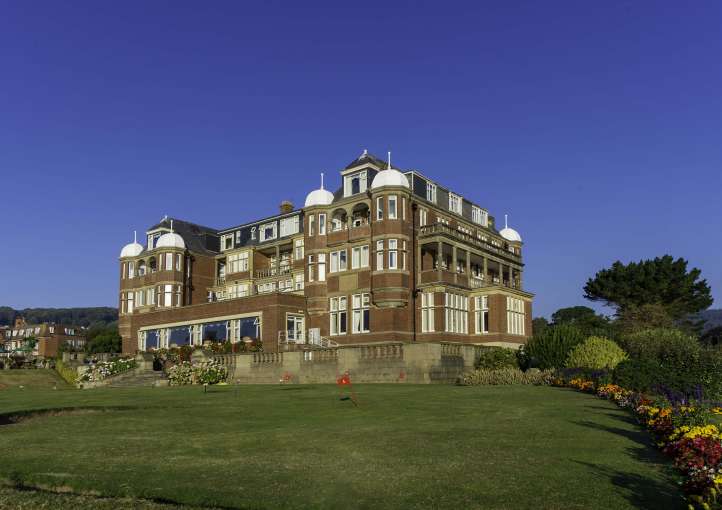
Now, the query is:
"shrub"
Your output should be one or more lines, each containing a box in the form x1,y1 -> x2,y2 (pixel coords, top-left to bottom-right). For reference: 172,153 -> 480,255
459,368 -> 555,386
565,336 -> 628,370
613,358 -> 666,393
475,347 -> 519,370
167,361 -> 193,386
54,358 -> 77,385
194,360 -> 228,385
618,328 -> 699,362
78,358 -> 136,383
524,325 -> 585,370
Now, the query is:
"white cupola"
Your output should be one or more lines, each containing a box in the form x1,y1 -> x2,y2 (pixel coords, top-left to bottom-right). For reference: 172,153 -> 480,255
499,215 -> 522,243
119,231 -> 144,258
156,220 -> 186,249
304,173 -> 335,207
370,152 -> 410,190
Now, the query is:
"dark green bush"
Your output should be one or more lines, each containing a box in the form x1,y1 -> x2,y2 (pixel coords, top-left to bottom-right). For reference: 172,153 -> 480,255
613,358 -> 666,393
524,325 -> 585,370
475,347 -> 519,370
617,328 -> 700,362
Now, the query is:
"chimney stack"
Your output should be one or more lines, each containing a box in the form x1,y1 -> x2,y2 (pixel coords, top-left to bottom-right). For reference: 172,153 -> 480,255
280,201 -> 294,214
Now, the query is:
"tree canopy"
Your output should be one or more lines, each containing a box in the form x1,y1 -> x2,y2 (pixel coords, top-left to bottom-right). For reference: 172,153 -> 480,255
583,256 -> 712,320
551,306 -> 609,333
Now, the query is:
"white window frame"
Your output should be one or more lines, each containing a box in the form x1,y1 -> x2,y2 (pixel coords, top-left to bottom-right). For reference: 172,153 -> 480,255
449,193 -> 462,215
228,251 -> 249,273
388,239 -> 398,269
376,197 -> 384,221
388,195 -> 398,220
280,216 -> 300,237
351,293 -> 370,333
330,249 -> 347,273
419,208 -> 427,227
294,238 -> 304,261
221,233 -> 234,251
317,253 -> 326,281
308,215 -> 315,236
351,245 -> 369,269
506,297 -> 526,335
318,214 -> 327,235
259,222 -> 277,242
376,240 -> 384,270
165,253 -> 173,271
426,182 -> 437,203
421,292 -> 435,332
475,295 -> 489,334
329,296 -> 347,335
444,292 -> 468,334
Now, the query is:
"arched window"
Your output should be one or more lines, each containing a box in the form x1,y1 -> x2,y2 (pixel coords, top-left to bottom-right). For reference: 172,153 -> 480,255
137,260 -> 147,276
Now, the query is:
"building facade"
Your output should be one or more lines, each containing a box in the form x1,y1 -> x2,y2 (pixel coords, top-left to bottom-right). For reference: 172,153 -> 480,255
118,152 -> 533,355
0,317 -> 86,358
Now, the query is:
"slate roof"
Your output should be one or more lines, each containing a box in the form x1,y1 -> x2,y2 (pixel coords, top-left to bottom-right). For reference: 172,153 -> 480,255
148,217 -> 220,255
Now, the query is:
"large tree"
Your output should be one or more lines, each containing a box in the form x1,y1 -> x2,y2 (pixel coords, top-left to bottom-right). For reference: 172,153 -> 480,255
584,256 -> 713,320
551,306 -> 609,332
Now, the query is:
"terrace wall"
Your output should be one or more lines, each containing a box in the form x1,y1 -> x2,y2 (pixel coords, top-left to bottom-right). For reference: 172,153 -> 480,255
206,342 -> 480,384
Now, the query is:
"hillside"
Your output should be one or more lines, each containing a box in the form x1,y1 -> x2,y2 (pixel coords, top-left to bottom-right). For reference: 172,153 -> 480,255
699,309 -> 722,331
0,307 -> 118,328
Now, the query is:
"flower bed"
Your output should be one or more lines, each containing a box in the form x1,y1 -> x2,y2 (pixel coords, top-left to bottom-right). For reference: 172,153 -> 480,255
78,358 -> 137,383
167,359 -> 228,386
558,376 -> 722,509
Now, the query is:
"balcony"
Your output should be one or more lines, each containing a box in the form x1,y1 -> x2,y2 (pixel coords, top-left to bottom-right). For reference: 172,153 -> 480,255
255,266 -> 292,279
420,270 -> 521,291
418,223 -> 521,261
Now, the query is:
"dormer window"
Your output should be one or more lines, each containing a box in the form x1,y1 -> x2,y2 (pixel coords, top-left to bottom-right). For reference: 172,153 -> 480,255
259,222 -> 277,242
472,206 -> 488,226
344,171 -> 368,197
449,193 -> 462,215
426,182 -> 437,203
221,234 -> 234,251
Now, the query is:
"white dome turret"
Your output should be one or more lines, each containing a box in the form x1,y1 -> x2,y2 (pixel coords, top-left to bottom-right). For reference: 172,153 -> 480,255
304,173 -> 335,207
120,231 -> 144,258
499,215 -> 522,243
371,151 -> 409,190
156,220 -> 186,249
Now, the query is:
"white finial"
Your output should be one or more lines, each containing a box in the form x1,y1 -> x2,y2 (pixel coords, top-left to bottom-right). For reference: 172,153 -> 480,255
387,151 -> 391,170
170,219 -> 174,233
320,172 -> 325,190
363,149 -> 368,156
504,214 -> 508,229
133,230 -> 137,243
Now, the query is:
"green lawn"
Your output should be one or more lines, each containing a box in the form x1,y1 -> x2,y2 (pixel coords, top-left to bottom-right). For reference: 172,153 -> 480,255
0,369 -> 68,390
0,375 -> 684,510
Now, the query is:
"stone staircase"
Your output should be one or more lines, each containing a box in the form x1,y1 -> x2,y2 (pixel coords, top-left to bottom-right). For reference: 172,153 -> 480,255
103,368 -> 167,388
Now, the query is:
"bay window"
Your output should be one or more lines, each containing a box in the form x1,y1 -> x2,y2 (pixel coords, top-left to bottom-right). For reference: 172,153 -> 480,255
330,296 -> 347,335
421,292 -> 435,332
474,295 -> 489,334
352,293 -> 370,333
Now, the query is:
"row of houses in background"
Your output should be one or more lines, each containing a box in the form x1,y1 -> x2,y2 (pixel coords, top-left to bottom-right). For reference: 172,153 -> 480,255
118,151 -> 534,355
0,316 -> 86,359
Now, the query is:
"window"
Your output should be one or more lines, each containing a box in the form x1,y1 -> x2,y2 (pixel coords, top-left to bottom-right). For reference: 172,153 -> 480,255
449,193 -> 462,214
352,293 -> 370,333
257,282 -> 276,294
388,239 -> 398,269
426,182 -> 437,203
444,292 -> 468,333
344,171 -> 367,196
280,216 -> 300,237
286,314 -> 305,341
507,297 -> 526,335
318,214 -> 327,235
317,253 -> 326,281
259,222 -> 277,242
294,239 -> 304,260
402,197 -> 406,220
227,283 -> 249,299
419,208 -> 427,227
147,287 -> 155,306
294,273 -> 304,290
421,292 -> 435,332
251,227 -> 257,240
127,291 -> 134,314
175,253 -> 181,271
221,234 -> 234,251
165,253 -> 173,271
351,245 -> 369,269
472,206 -> 488,226
376,197 -> 384,220
376,240 -> 384,270
164,284 -> 173,307
136,289 -> 145,307
474,296 -> 489,334
330,296 -> 347,335
330,250 -> 347,273
308,215 -> 315,236
388,195 -> 397,219
128,261 -> 135,278
307,255 -> 315,282
228,252 -> 249,273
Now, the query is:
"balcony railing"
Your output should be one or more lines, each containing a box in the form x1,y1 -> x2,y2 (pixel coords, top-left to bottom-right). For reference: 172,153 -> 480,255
255,267 -> 292,279
421,269 -> 522,291
418,223 -> 521,261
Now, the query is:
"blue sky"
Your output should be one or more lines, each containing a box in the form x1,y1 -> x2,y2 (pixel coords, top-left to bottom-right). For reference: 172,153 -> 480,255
1,1 -> 720,318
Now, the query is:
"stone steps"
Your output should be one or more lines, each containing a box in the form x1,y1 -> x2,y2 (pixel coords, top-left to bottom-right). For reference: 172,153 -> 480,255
105,369 -> 167,388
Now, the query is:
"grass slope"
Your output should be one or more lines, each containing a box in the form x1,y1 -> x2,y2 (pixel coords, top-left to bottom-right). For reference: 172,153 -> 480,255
0,383 -> 684,510
0,369 -> 68,390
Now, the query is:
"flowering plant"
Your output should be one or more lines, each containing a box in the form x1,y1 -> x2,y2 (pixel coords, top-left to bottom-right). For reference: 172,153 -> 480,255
78,358 -> 136,382
166,359 -> 227,386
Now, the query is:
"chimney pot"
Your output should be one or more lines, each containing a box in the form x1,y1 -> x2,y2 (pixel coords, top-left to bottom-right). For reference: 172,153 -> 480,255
280,201 -> 294,214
